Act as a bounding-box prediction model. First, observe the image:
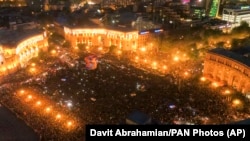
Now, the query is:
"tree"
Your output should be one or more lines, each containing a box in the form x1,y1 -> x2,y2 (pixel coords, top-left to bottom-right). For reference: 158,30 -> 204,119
70,0 -> 83,4
216,41 -> 225,48
108,45 -> 117,54
230,37 -> 250,51
77,43 -> 87,51
62,41 -> 71,48
231,21 -> 250,34
203,29 -> 223,38
231,38 -> 240,51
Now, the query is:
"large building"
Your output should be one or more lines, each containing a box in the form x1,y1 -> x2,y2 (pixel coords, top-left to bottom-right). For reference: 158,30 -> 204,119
0,0 -> 27,7
0,28 -> 48,75
63,25 -> 163,53
222,5 -> 250,27
203,48 -> 250,95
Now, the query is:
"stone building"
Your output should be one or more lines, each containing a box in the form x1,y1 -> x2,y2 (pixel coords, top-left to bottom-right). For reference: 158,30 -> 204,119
0,29 -> 48,75
203,47 -> 250,94
63,25 -> 163,53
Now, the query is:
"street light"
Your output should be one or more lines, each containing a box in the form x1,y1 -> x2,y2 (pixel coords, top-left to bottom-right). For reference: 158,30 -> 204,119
173,56 -> 179,62
36,101 -> 42,106
56,114 -> 62,120
45,107 -> 51,113
200,77 -> 206,82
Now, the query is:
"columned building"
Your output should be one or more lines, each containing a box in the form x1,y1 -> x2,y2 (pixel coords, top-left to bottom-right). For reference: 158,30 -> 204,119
203,48 -> 250,95
63,26 -> 163,53
0,29 -> 48,75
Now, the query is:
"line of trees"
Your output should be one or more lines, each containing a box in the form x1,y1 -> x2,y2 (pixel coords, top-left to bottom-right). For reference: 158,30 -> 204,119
150,21 -> 250,59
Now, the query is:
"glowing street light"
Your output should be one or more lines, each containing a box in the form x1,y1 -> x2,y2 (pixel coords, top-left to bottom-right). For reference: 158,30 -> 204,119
212,82 -> 218,88
86,46 -> 90,51
200,77 -> 206,82
45,107 -> 51,113
56,114 -> 62,119
184,71 -> 188,75
74,46 -> 79,50
27,95 -> 32,99
31,63 -> 36,67
29,67 -> 36,73
173,56 -> 179,62
36,101 -> 41,106
232,99 -> 242,107
117,50 -> 122,55
98,47 -> 103,51
19,90 -> 25,96
224,90 -> 231,94
50,49 -> 57,55
25,94 -> 33,102
135,56 -> 139,63
152,61 -> 157,69
67,121 -> 73,127
140,47 -> 146,52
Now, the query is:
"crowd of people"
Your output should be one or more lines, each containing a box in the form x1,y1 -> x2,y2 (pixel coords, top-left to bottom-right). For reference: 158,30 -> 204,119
0,50 -> 250,140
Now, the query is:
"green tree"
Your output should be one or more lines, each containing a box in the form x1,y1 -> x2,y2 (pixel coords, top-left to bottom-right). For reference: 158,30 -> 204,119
77,43 -> 87,51
62,41 -> 71,48
203,29 -> 223,38
108,45 -> 117,54
216,41 -> 225,48
48,33 -> 65,46
231,37 -> 250,51
231,21 -> 250,34
230,38 -> 244,51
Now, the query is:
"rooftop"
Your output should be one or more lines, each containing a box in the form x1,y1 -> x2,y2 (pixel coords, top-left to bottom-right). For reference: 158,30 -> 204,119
208,48 -> 250,67
0,28 -> 44,47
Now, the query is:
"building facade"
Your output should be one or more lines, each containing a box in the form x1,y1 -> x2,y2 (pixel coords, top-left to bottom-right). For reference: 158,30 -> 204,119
0,29 -> 48,75
203,48 -> 250,94
63,26 -> 163,53
0,0 -> 27,7
222,6 -> 250,28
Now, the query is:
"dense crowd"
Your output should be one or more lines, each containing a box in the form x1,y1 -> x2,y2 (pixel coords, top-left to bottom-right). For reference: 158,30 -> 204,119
0,52 -> 250,140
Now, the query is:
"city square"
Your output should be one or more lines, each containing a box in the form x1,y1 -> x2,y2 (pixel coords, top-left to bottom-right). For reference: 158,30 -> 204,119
0,0 -> 250,140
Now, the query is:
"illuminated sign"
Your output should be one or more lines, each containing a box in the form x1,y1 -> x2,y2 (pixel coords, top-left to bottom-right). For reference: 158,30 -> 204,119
154,29 -> 163,33
241,6 -> 250,10
139,31 -> 149,35
209,0 -> 219,17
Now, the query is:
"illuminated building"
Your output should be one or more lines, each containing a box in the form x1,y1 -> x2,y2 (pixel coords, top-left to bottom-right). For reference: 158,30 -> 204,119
0,29 -> 48,74
222,6 -> 250,28
189,0 -> 221,17
0,0 -> 27,7
100,0 -> 135,7
26,0 -> 80,12
203,48 -> 250,95
25,0 -> 46,12
209,0 -> 220,17
64,26 -> 163,52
